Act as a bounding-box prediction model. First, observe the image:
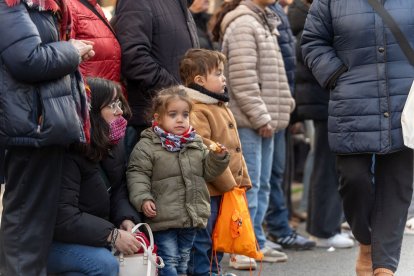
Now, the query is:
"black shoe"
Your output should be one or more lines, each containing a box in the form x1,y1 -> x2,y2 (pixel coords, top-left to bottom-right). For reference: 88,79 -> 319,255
268,232 -> 316,250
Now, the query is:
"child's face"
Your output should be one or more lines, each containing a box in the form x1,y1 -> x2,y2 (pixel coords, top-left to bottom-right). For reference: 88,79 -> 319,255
198,62 -> 226,94
155,99 -> 190,135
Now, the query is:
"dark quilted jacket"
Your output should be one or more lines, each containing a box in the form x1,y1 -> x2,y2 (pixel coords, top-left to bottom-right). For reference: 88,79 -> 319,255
113,0 -> 199,127
288,0 -> 328,121
0,0 -> 82,147
301,0 -> 414,154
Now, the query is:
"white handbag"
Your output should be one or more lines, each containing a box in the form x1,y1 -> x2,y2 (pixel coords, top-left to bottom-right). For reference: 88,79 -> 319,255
118,223 -> 165,276
401,81 -> 414,149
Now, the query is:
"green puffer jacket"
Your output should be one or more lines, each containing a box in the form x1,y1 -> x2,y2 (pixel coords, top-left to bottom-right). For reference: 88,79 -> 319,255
127,128 -> 230,231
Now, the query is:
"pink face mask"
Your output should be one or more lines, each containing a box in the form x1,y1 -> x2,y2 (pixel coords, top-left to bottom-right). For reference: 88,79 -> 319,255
108,116 -> 127,145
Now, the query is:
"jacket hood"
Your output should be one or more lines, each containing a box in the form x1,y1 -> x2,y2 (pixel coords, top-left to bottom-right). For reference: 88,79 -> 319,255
220,2 -> 280,37
289,0 -> 309,36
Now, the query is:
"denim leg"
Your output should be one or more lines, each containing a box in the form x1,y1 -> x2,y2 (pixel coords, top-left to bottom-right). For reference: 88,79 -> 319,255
299,120 -> 315,212
176,228 -> 197,275
254,135 -> 274,248
188,196 -> 223,276
47,242 -> 118,276
265,130 -> 292,239
408,184 -> 414,218
154,229 -> 180,276
238,128 -> 261,231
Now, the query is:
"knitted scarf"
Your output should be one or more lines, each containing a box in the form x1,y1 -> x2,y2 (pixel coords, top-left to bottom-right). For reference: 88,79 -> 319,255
152,121 -> 196,152
5,0 -> 72,41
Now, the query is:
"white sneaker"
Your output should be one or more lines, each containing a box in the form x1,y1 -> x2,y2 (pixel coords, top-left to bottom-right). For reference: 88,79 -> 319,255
310,233 -> 355,249
229,254 -> 257,270
258,246 -> 288,263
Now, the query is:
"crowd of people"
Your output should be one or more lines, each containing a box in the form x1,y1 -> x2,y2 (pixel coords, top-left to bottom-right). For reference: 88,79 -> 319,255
0,0 -> 413,275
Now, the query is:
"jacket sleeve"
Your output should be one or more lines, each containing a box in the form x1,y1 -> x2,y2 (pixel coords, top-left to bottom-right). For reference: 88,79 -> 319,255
113,0 -> 178,91
54,155 -> 114,247
0,0 -> 80,83
106,144 -> 142,227
202,145 -> 230,183
191,110 -> 237,192
225,20 -> 272,129
300,0 -> 347,89
126,142 -> 154,212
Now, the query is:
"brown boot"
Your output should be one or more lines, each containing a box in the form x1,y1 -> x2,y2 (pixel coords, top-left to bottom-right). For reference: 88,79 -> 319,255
356,244 -> 373,276
373,268 -> 394,276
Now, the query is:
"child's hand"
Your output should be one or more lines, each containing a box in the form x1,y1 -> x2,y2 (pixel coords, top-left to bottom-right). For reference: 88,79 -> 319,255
142,200 -> 157,218
209,142 -> 228,158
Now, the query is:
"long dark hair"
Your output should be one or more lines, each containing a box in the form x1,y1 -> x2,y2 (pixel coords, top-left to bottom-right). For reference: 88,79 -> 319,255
72,78 -> 131,162
209,0 -> 242,42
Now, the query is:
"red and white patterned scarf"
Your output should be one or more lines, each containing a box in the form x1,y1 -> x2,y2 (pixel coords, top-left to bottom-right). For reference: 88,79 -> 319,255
152,121 -> 196,152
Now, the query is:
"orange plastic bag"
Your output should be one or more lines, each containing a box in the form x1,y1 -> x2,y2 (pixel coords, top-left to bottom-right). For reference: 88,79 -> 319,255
212,187 -> 263,260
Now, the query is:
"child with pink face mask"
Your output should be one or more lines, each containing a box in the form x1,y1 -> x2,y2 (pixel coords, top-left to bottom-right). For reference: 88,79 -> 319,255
127,86 -> 230,276
47,78 -> 141,275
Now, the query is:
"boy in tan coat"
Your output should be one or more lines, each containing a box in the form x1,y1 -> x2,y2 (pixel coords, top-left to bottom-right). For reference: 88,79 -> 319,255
180,49 -> 274,275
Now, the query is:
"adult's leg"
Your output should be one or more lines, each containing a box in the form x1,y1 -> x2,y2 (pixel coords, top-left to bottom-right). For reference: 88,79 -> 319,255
371,148 -> 413,272
176,228 -> 197,275
0,146 -> 64,276
154,229 -> 179,276
336,153 -> 373,245
265,130 -> 292,238
188,196 -> 223,276
306,120 -> 342,238
238,128 -> 262,231
253,135 -> 274,249
299,120 -> 315,213
47,242 -> 118,276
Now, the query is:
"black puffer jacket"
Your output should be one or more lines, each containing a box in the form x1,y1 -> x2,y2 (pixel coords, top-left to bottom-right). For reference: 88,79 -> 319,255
0,0 -> 82,147
288,0 -> 328,121
53,141 -> 140,247
113,0 -> 199,127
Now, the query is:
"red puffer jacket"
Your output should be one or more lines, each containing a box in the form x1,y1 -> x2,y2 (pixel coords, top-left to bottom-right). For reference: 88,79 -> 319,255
68,0 -> 121,83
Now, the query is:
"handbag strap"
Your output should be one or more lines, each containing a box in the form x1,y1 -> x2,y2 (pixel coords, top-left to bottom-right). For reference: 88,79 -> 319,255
78,0 -> 117,38
367,0 -> 414,66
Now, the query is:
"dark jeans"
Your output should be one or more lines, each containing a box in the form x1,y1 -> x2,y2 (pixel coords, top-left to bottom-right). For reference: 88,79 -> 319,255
0,146 -> 64,276
188,196 -> 223,276
154,228 -> 197,276
306,120 -> 342,238
336,148 -> 413,272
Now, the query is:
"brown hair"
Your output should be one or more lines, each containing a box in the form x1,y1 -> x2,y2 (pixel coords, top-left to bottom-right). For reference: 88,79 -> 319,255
209,0 -> 242,42
179,49 -> 227,86
146,86 -> 193,123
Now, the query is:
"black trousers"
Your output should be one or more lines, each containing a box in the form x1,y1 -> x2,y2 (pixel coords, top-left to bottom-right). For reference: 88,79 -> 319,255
0,146 -> 64,276
336,148 -> 413,272
306,120 -> 342,238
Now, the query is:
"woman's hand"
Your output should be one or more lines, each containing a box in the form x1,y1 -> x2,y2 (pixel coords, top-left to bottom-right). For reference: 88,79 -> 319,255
114,229 -> 141,255
142,200 -> 157,218
258,123 -> 274,138
120,219 -> 135,232
69,39 -> 95,62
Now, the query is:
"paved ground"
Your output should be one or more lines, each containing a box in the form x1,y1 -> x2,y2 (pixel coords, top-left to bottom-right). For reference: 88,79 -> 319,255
219,233 -> 414,276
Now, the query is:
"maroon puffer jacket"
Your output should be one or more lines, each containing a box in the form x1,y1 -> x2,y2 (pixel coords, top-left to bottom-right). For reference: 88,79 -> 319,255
68,0 -> 121,83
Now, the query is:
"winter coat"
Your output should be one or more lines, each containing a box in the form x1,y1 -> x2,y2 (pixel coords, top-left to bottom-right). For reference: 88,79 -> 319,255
53,141 -> 140,246
192,12 -> 216,50
113,0 -> 199,127
0,0 -> 81,147
185,87 -> 252,196
127,128 -> 230,231
221,3 -> 295,132
288,0 -> 328,121
301,0 -> 414,154
269,3 -> 296,94
67,0 -> 121,83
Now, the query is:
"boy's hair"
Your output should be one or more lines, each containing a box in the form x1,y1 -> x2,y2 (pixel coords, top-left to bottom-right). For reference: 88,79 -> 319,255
146,86 -> 193,122
179,49 -> 227,86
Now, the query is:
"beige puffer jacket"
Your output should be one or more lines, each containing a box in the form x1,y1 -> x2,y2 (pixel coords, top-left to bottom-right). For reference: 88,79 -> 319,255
221,3 -> 295,131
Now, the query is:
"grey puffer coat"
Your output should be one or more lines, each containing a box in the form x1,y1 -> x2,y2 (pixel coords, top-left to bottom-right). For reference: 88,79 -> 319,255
127,128 -> 229,231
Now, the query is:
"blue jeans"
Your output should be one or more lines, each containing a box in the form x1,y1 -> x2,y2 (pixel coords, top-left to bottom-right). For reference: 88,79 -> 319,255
188,196 -> 223,276
47,242 -> 118,276
265,130 -> 292,238
238,128 -> 274,249
154,228 -> 196,276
